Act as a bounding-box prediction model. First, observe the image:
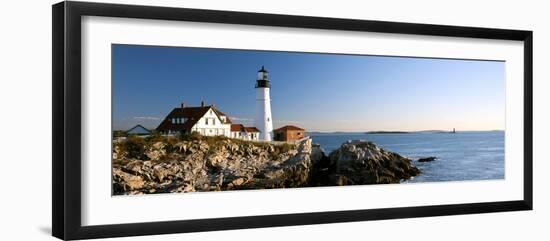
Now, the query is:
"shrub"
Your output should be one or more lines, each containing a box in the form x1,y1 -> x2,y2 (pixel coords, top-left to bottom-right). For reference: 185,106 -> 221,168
203,135 -> 230,147
145,131 -> 165,143
115,130 -> 297,161
178,131 -> 203,141
277,143 -> 295,153
113,130 -> 127,138
122,135 -> 148,159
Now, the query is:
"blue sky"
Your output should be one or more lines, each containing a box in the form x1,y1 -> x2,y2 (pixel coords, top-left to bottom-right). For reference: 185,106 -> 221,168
112,44 -> 505,132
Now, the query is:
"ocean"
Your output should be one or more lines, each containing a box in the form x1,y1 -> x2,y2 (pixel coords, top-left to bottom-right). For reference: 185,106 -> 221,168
309,131 -> 505,183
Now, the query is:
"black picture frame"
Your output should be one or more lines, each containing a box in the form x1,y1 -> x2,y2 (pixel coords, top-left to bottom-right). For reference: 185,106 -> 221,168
52,1 -> 533,240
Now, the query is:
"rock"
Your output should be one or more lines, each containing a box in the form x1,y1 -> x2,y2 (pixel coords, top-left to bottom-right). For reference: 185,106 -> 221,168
206,152 -> 229,169
231,177 -> 246,186
174,143 -> 188,153
153,166 -> 169,182
107,135 -> 304,194
145,142 -> 166,161
310,144 -> 326,164
112,145 -> 121,160
182,184 -> 195,192
323,140 -> 420,185
308,144 -> 333,187
417,156 -> 437,162
113,169 -> 145,191
125,176 -> 145,190
112,135 -> 420,195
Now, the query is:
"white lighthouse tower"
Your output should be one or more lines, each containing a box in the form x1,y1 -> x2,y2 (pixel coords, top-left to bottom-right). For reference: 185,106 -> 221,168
255,66 -> 273,141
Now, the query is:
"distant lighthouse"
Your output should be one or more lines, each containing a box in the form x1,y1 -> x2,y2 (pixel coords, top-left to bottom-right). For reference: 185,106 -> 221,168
255,66 -> 273,141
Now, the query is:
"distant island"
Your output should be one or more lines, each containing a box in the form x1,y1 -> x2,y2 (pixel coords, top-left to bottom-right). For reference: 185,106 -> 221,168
307,129 -> 504,135
366,130 -> 459,134
308,130 -> 450,135
365,131 -> 411,134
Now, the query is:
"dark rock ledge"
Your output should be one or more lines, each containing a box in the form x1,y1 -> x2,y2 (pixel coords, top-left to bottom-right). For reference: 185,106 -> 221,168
309,140 -> 420,186
417,156 -> 437,162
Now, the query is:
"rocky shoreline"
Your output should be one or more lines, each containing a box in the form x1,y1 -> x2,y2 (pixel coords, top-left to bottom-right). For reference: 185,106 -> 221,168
112,135 -> 420,195
309,140 -> 420,186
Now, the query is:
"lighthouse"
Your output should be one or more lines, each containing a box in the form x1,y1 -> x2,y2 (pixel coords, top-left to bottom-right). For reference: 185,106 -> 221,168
255,66 -> 273,141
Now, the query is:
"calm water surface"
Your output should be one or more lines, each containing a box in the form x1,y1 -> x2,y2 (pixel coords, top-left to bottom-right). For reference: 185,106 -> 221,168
309,131 -> 504,183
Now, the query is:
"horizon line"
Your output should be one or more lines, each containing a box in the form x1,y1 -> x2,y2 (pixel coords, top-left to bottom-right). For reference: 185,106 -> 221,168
306,129 -> 505,133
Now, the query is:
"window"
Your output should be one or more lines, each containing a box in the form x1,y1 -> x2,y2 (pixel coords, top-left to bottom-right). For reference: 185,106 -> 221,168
267,117 -> 270,122
205,119 -> 209,125
171,118 -> 176,124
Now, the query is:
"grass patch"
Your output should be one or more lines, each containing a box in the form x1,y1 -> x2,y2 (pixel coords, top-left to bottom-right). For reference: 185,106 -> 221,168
119,135 -> 148,159
113,132 -> 298,162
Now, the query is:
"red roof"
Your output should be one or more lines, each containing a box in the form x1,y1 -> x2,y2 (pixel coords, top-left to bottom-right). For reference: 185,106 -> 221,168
230,124 -> 260,133
244,127 -> 260,133
230,124 -> 245,132
274,125 -> 305,132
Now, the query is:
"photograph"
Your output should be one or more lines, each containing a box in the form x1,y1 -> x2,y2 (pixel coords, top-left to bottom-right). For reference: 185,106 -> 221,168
111,44 -> 505,195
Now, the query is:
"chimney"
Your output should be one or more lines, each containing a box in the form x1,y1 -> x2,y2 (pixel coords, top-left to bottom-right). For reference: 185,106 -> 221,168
180,102 -> 186,108
201,100 -> 205,107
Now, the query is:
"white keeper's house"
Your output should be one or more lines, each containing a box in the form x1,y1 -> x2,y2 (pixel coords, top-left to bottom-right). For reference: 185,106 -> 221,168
156,101 -> 260,141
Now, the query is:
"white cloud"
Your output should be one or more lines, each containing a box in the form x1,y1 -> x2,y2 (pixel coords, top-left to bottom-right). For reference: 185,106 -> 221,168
230,117 -> 301,124
132,116 -> 161,120
229,116 -> 254,122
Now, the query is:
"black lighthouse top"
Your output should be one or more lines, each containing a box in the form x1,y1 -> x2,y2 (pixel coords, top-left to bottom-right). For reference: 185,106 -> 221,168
255,66 -> 270,88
